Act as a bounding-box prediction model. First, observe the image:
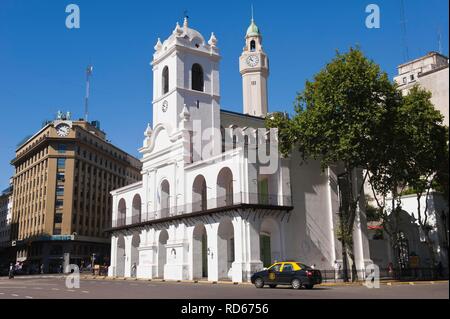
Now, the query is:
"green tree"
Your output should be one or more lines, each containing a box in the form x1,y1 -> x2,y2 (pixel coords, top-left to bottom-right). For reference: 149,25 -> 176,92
267,48 -> 400,281
399,86 -> 447,268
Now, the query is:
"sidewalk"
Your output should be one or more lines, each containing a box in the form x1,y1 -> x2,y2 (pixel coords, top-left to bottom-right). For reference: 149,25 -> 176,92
78,275 -> 449,287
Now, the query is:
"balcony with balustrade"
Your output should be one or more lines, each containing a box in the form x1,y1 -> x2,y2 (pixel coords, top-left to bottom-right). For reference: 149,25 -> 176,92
109,192 -> 292,231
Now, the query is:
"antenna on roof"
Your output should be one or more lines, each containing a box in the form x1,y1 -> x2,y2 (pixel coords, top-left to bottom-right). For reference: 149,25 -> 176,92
251,4 -> 254,21
438,27 -> 443,54
400,0 -> 410,61
84,65 -> 93,122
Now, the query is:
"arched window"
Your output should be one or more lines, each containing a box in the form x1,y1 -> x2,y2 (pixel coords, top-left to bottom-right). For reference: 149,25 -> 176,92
217,167 -> 233,207
162,66 -> 169,94
193,175 -> 207,212
192,63 -> 204,92
132,194 -> 142,223
250,40 -> 256,52
160,180 -> 170,218
118,199 -> 126,227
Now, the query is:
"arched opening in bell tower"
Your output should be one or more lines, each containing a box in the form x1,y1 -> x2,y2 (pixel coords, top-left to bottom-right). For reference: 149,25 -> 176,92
192,63 -> 204,92
162,66 -> 169,94
250,40 -> 256,52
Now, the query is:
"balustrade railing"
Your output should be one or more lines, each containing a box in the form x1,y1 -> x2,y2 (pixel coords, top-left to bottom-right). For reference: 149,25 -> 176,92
112,192 -> 292,228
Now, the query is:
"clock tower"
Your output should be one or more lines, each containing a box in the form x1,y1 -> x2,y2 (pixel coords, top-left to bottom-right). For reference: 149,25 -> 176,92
239,18 -> 269,117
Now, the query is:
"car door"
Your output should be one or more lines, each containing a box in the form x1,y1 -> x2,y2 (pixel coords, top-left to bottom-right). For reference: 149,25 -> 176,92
279,263 -> 295,284
266,263 -> 282,284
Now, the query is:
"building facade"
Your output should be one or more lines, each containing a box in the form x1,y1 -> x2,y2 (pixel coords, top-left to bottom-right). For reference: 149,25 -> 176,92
10,115 -> 141,273
394,51 -> 449,126
107,18 -> 372,282
0,183 -> 13,265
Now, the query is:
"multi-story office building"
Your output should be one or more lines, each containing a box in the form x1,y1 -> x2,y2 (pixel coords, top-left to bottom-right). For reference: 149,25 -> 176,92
0,182 -> 13,265
394,51 -> 449,126
10,113 -> 141,273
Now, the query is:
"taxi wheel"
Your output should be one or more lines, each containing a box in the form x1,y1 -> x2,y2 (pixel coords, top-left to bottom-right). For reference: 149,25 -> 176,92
254,277 -> 264,288
291,278 -> 301,290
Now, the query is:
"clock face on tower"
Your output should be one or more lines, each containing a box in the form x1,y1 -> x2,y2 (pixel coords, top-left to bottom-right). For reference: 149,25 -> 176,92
162,100 -> 168,112
246,55 -> 259,67
56,123 -> 70,137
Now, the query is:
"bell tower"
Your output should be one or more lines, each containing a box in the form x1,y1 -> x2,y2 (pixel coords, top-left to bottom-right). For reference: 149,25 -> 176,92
239,17 -> 269,117
151,17 -> 221,131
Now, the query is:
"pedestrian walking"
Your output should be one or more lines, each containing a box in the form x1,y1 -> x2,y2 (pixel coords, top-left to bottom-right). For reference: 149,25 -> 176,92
40,263 -> 44,274
333,260 -> 341,282
8,263 -> 15,279
131,263 -> 137,277
387,262 -> 394,278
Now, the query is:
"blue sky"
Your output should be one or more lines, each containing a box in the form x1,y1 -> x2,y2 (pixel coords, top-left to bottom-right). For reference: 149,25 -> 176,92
0,0 -> 448,188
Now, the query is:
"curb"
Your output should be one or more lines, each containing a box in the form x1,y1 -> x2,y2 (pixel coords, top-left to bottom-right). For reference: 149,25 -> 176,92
79,275 -> 253,286
318,280 -> 449,287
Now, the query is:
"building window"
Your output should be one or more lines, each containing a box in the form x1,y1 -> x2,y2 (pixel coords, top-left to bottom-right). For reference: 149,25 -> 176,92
54,213 -> 63,224
162,66 -> 169,94
410,74 -> 415,81
57,173 -> 65,182
403,77 -> 407,84
191,63 -> 204,92
56,200 -> 63,208
56,186 -> 64,196
250,40 -> 256,52
57,158 -> 66,168
58,144 -> 66,154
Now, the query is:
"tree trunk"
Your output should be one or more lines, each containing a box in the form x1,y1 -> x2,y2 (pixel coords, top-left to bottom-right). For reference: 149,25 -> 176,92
341,242 -> 349,282
423,230 -> 436,277
348,248 -> 358,282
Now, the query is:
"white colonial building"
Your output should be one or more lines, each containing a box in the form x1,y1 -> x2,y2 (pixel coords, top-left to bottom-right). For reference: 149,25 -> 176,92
107,17 -> 372,282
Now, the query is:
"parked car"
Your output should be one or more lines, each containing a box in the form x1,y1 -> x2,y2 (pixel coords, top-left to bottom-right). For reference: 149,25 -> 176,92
251,261 -> 322,289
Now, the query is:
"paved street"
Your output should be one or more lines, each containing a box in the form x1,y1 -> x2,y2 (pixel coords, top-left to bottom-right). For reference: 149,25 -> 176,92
0,276 -> 448,299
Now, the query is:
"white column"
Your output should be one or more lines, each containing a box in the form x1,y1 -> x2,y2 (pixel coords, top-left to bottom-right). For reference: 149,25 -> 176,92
352,170 -> 372,278
124,235 -> 132,277
163,224 -> 189,280
142,170 -> 149,220
327,167 -> 337,266
111,195 -> 118,226
137,245 -> 156,279
245,218 -> 263,280
108,236 -> 117,277
206,223 -> 219,282
231,216 -> 245,282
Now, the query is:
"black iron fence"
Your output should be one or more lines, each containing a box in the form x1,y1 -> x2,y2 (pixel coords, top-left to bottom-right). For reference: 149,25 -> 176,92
112,192 -> 292,228
320,267 -> 449,282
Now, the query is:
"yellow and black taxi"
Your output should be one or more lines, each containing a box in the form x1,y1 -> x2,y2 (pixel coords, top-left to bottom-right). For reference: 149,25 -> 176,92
251,261 -> 322,289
